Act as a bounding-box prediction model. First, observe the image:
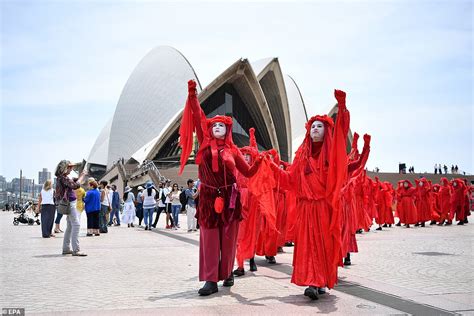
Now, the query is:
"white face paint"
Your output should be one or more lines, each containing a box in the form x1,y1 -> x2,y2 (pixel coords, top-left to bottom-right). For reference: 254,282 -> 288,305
212,122 -> 227,139
403,182 -> 409,188
310,120 -> 325,142
243,154 -> 252,164
453,182 -> 457,187
419,182 -> 424,187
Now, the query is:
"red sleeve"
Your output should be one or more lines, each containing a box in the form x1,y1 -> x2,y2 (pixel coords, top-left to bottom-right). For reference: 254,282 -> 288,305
234,151 -> 261,178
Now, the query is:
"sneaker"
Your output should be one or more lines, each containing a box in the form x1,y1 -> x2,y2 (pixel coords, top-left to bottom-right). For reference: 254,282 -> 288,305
62,250 -> 73,255
72,251 -> 87,257
145,226 -> 148,230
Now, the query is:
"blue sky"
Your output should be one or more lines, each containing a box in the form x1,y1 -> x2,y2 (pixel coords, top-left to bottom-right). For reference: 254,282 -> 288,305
1,0 -> 472,181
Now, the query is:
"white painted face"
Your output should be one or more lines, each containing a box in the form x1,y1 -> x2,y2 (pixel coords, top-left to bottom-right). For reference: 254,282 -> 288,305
453,182 -> 457,187
212,122 -> 226,139
403,182 -> 409,188
310,120 -> 325,142
243,154 -> 252,164
419,182 -> 423,187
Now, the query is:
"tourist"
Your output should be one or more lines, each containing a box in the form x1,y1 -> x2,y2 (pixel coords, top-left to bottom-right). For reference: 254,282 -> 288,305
185,179 -> 199,232
75,180 -> 86,219
54,213 -> 63,234
163,181 -> 174,229
142,181 -> 157,231
99,181 -> 110,233
108,185 -> 121,226
136,186 -> 144,226
152,182 -> 167,228
122,186 -> 136,227
37,179 -> 55,238
84,179 -> 101,236
169,183 -> 182,229
55,160 -> 87,256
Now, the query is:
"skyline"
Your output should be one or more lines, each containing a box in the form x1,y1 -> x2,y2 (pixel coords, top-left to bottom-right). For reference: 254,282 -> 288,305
1,0 -> 472,181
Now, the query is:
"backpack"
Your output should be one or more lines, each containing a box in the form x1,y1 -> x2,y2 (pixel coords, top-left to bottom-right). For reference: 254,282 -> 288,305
179,190 -> 188,205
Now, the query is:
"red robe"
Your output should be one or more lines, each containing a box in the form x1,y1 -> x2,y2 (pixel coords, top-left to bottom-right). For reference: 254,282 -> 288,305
450,179 -> 467,222
430,184 -> 441,222
415,178 -> 432,223
277,89 -> 350,289
397,182 -> 418,225
438,178 -> 452,223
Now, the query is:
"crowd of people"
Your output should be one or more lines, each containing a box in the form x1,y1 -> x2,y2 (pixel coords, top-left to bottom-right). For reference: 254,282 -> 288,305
175,79 -> 473,300
29,80 -> 472,302
434,163 -> 462,175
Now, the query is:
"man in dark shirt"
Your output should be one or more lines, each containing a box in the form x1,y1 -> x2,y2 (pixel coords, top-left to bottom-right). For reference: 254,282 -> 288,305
108,185 -> 121,226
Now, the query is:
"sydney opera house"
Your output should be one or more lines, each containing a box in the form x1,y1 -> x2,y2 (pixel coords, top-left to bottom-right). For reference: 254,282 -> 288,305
86,46 -> 338,191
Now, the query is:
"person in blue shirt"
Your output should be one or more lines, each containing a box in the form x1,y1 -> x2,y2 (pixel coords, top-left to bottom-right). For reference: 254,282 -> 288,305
84,179 -> 101,236
108,185 -> 121,226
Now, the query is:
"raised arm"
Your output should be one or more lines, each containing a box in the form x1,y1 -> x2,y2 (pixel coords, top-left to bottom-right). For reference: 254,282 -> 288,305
234,151 -> 263,178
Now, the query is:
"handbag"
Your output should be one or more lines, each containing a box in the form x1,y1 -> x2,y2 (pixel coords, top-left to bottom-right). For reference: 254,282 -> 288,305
57,189 -> 71,215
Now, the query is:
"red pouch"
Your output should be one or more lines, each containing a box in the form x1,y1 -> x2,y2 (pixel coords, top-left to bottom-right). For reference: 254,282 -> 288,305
214,196 -> 224,214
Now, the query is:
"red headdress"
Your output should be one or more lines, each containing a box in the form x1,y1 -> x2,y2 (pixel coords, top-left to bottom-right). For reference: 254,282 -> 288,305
239,127 -> 259,163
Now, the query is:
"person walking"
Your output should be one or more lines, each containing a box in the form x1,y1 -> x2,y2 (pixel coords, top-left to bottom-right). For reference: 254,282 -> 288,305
84,179 -> 101,236
142,181 -> 157,231
136,186 -> 144,226
37,179 -> 55,238
169,183 -> 181,229
108,185 -> 121,226
122,186 -> 136,227
152,182 -> 167,228
185,179 -> 199,232
99,181 -> 111,233
55,160 -> 87,256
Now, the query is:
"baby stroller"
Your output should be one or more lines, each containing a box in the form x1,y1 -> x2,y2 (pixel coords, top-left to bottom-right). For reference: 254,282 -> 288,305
13,202 -> 40,226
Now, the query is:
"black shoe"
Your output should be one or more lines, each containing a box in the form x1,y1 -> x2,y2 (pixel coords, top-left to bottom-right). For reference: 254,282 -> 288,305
86,233 -> 93,237
317,287 -> 327,295
107,224 -> 112,227
376,227 -> 382,231
128,224 -> 130,228
223,274 -> 234,287
233,268 -> 245,277
145,226 -> 148,230
277,247 -> 284,253
414,223 -> 420,227
114,223 -> 120,226
396,222 -> 401,227
344,253 -> 351,266
457,221 -> 464,225
94,233 -> 100,236
430,220 -> 436,225
356,229 -> 363,234
421,222 -> 425,227
405,224 -> 410,228
131,224 -> 134,227
382,224 -> 388,228
464,218 -> 468,224
446,221 -> 452,226
284,242 -> 294,247
265,256 -> 276,264
249,258 -> 257,271
198,281 -> 218,296
151,224 -> 156,228
389,224 -> 392,227
304,286 -> 319,300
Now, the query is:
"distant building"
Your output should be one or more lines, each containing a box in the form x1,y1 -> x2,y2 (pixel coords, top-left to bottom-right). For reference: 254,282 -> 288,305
0,176 -> 6,191
38,168 -> 51,185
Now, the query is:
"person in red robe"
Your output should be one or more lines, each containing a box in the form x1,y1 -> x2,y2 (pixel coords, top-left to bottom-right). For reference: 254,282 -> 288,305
234,128 -> 260,276
450,178 -> 467,225
178,80 -> 262,296
354,171 -> 373,232
383,181 -> 396,227
414,178 -> 431,227
430,184 -> 441,224
270,89 -> 350,300
462,179 -> 472,223
396,180 -> 418,227
438,178 -> 453,225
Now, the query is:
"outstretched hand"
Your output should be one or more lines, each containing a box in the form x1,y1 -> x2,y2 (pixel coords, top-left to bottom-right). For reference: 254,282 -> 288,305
363,133 -> 371,146
334,89 -> 346,107
188,80 -> 197,95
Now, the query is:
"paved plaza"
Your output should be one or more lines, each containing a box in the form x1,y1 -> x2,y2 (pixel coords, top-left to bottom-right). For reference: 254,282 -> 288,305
0,210 -> 473,315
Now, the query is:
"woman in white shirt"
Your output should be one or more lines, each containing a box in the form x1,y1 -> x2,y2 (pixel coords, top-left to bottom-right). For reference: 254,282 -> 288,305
142,181 -> 157,231
122,186 -> 136,227
37,179 -> 56,238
